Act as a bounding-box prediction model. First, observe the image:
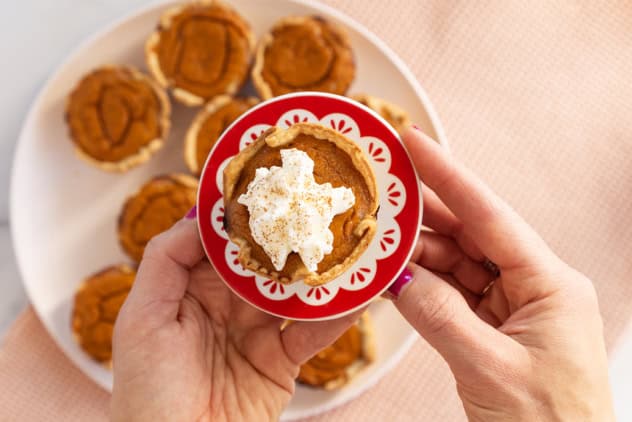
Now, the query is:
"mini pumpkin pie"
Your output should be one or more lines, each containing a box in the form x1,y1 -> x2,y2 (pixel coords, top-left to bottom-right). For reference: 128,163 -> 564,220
65,65 -> 170,172
184,95 -> 258,175
351,94 -> 411,135
119,174 -> 198,262
298,312 -> 375,389
223,122 -> 378,286
252,16 -> 355,99
72,264 -> 135,365
146,1 -> 255,106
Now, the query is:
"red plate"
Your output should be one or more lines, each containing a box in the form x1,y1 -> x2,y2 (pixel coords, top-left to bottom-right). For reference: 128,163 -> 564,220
198,93 -> 421,320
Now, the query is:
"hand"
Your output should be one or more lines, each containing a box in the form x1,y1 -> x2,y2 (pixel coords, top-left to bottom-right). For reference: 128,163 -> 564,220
111,214 -> 361,422
390,128 -> 615,421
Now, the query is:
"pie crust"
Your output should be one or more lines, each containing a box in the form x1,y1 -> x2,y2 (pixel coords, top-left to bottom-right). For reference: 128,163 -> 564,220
118,174 -> 198,262
252,16 -> 355,99
297,312 -> 375,389
351,93 -> 410,135
65,65 -> 170,172
184,95 -> 258,175
71,264 -> 135,367
145,0 -> 255,106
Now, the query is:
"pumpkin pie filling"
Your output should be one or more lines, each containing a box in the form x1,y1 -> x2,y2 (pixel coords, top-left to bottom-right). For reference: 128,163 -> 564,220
253,16 -> 355,99
72,264 -> 135,364
298,312 -> 374,389
65,66 -> 170,171
118,174 -> 198,262
223,123 -> 378,285
146,2 -> 254,105
185,96 -> 257,175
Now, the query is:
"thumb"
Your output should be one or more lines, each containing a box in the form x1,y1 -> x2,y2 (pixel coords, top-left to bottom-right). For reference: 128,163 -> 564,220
390,263 -> 516,377
123,208 -> 204,328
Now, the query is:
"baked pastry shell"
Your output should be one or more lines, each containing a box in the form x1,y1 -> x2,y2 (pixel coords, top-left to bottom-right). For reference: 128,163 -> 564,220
145,0 -> 256,106
71,263 -> 136,368
222,122 -> 379,286
184,95 -> 258,174
66,65 -> 171,172
118,173 -> 199,262
297,311 -> 376,390
252,16 -> 355,100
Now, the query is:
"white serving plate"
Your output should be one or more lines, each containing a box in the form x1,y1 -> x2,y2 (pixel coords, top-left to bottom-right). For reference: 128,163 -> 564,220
9,0 -> 447,419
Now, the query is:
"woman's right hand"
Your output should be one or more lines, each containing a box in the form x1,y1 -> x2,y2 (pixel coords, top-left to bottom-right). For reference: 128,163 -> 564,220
389,127 -> 615,421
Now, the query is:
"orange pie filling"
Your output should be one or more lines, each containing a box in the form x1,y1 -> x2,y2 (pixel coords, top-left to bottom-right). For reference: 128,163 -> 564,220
118,174 -> 198,262
253,16 -> 355,99
147,2 -> 254,105
65,66 -> 169,170
72,265 -> 135,364
185,96 -> 257,175
298,312 -> 374,389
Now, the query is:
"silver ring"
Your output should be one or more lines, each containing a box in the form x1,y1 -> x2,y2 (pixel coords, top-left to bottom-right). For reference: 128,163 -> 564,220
481,279 -> 496,295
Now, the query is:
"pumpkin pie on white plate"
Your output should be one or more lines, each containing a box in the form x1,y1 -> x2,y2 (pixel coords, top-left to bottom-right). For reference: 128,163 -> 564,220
118,174 -> 198,262
184,95 -> 258,175
65,65 -> 170,172
146,0 -> 255,106
351,93 -> 411,135
71,264 -> 135,366
252,16 -> 355,99
297,312 -> 375,389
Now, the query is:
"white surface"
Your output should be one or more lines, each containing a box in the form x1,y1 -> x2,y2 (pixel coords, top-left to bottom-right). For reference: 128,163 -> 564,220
8,0 -> 442,419
1,1 -> 631,420
1,0 -> 156,340
0,226 -> 26,336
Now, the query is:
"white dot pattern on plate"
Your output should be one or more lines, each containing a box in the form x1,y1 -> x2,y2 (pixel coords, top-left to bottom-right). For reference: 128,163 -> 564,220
275,109 -> 318,128
239,123 -> 272,150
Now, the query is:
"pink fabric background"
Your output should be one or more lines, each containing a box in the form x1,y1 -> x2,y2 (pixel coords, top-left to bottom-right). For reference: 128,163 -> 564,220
2,1 -> 632,420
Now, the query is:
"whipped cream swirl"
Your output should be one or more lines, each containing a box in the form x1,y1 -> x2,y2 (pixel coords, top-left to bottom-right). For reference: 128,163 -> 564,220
238,148 -> 355,272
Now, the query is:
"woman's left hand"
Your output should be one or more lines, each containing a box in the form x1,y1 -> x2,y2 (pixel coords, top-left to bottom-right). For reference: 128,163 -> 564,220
111,211 -> 361,422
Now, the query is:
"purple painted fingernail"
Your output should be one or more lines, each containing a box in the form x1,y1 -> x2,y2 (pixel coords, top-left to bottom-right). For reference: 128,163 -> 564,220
388,268 -> 414,298
185,205 -> 197,219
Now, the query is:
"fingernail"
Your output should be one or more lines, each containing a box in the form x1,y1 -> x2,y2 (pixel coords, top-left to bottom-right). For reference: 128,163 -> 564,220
185,205 -> 197,219
387,267 -> 414,298
411,124 -> 422,131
